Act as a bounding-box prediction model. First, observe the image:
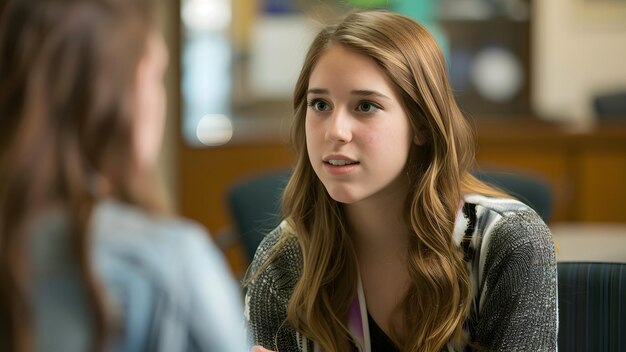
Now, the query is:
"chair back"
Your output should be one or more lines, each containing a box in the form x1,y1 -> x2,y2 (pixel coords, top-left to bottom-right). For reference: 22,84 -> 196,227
557,262 -> 626,350
226,170 -> 291,261
474,170 -> 553,223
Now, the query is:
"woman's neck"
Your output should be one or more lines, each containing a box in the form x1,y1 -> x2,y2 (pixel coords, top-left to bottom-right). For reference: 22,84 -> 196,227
345,185 -> 410,258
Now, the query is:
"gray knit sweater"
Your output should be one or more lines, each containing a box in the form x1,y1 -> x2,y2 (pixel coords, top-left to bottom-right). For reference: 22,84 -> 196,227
245,194 -> 558,351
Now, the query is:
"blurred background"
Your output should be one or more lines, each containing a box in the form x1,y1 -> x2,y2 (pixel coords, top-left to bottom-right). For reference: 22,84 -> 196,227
157,0 -> 626,275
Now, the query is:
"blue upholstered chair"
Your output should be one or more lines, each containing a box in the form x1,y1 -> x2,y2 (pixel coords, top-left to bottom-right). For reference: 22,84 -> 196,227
557,262 -> 626,351
225,170 -> 291,262
474,169 -> 553,223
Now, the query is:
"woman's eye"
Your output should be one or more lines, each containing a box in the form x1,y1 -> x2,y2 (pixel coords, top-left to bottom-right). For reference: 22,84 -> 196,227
309,100 -> 330,112
357,102 -> 380,113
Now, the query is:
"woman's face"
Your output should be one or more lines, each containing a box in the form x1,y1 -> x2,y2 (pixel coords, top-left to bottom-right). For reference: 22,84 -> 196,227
134,33 -> 169,171
305,44 -> 418,205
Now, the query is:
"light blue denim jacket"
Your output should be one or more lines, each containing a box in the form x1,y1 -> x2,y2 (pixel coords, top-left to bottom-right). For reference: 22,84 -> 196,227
32,199 -> 249,352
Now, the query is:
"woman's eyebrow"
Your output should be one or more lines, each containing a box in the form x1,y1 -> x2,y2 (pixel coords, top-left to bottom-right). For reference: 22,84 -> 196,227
307,88 -> 329,95
306,88 -> 390,100
351,90 -> 391,99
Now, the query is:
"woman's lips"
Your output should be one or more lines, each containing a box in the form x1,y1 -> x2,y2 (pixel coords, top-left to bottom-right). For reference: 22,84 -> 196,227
322,160 -> 360,175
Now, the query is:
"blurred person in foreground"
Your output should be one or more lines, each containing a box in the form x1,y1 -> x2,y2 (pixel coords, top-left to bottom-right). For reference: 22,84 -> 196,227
0,0 -> 248,351
244,10 -> 557,352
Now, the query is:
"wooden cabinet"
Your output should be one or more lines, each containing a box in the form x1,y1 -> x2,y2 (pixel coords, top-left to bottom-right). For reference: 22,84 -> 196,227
179,142 -> 293,233
578,151 -> 626,222
475,119 -> 626,223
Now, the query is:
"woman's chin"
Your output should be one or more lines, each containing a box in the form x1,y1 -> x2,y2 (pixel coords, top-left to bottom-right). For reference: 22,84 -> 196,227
326,188 -> 361,205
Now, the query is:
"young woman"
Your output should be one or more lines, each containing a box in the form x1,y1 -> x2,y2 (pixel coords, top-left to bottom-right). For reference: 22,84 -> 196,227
245,10 -> 557,352
0,0 -> 248,351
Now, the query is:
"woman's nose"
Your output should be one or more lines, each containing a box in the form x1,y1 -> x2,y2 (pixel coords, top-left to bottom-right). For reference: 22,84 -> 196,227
325,109 -> 352,143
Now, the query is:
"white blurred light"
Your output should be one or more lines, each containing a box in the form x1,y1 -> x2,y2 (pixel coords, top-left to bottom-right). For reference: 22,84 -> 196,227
470,47 -> 523,103
196,114 -> 233,146
182,0 -> 231,32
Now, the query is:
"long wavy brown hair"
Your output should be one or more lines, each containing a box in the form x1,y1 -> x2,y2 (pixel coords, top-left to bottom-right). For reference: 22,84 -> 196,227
0,0 -> 162,351
271,10 -> 508,351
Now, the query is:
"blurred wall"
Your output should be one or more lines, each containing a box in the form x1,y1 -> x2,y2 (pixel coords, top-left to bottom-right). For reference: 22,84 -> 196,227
533,0 -> 626,123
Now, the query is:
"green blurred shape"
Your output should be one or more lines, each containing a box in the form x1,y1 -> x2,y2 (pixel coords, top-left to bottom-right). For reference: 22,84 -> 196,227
390,0 -> 449,60
391,0 -> 435,22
